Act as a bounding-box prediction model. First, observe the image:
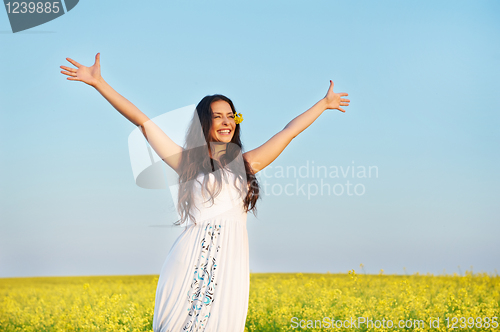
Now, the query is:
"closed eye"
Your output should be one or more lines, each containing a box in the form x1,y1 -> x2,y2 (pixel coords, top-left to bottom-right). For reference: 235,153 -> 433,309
214,115 -> 235,119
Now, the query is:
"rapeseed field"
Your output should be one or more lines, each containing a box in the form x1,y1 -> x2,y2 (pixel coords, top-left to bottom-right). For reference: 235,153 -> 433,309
1,270 -> 498,331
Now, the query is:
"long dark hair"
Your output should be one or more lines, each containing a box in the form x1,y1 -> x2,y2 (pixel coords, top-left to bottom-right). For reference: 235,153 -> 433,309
175,95 -> 260,225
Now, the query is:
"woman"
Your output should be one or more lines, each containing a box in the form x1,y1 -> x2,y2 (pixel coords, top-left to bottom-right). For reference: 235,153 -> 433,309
60,52 -> 350,332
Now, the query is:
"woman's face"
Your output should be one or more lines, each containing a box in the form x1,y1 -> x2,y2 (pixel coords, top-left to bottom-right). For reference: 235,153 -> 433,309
210,100 -> 235,143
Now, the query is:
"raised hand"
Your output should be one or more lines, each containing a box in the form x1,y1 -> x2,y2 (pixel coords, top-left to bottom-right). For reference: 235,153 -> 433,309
60,53 -> 102,88
323,80 -> 350,112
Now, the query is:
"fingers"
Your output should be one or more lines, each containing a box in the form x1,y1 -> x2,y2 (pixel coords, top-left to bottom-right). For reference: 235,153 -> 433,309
60,65 -> 76,73
67,77 -> 81,81
338,107 -> 346,113
341,98 -> 350,103
60,70 -> 76,77
66,57 -> 82,68
95,52 -> 100,64
340,93 -> 349,97
340,102 -> 349,106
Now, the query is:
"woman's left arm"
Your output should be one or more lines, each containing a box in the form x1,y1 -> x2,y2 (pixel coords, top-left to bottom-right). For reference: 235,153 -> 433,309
243,80 -> 350,173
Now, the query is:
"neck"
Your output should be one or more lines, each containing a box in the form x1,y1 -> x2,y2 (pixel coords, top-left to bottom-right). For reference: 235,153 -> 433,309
209,142 -> 227,161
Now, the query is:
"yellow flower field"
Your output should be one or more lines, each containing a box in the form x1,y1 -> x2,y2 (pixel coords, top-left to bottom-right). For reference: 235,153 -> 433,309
1,271 -> 498,331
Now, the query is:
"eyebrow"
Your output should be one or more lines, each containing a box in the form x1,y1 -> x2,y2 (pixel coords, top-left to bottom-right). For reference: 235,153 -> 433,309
213,112 -> 234,115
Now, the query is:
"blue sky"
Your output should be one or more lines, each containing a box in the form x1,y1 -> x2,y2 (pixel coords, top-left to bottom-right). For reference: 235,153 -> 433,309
1,0 -> 499,278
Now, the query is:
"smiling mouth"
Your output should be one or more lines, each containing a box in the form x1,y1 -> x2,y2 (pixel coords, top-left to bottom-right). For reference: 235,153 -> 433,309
217,129 -> 232,135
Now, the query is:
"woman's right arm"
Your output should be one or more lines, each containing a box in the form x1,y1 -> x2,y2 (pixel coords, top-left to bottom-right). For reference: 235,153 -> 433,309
60,53 -> 183,173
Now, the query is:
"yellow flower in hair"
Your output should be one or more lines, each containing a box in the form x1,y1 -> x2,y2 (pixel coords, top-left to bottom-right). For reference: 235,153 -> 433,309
234,112 -> 243,124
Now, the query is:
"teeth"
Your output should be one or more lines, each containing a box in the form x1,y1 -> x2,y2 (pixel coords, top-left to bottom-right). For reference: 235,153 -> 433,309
218,130 -> 230,133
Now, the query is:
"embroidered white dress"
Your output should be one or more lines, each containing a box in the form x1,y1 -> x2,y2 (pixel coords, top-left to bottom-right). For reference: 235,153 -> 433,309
153,168 -> 249,332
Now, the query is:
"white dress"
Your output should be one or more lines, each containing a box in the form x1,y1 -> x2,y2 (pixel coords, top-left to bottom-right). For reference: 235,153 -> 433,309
153,168 -> 250,332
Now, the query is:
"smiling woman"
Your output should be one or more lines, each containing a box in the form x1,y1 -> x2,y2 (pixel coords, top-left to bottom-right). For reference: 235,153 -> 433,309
211,100 -> 236,143
59,52 -> 350,332
173,93 -> 259,227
